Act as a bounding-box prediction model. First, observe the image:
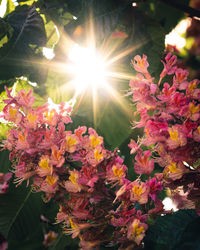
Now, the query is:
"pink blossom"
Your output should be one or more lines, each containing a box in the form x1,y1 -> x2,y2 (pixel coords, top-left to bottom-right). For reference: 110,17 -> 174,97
128,139 -> 139,154
147,177 -> 162,201
167,126 -> 187,149
0,173 -> 12,194
61,133 -> 79,153
0,241 -> 8,250
37,155 -> 53,177
193,126 -> 200,142
43,231 -> 57,247
3,106 -> 22,124
65,170 -> 82,193
51,146 -> 65,167
127,219 -> 148,245
173,68 -> 189,88
160,53 -> 177,79
16,89 -> 35,108
164,162 -> 188,180
187,79 -> 200,99
130,181 -> 149,204
134,150 -> 154,175
132,55 -> 152,81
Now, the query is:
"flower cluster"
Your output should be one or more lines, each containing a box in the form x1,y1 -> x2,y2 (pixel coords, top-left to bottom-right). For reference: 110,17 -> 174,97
129,53 -> 200,212
1,87 -> 163,249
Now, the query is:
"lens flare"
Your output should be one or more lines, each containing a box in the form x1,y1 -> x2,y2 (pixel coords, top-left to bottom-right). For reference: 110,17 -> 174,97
68,44 -> 108,95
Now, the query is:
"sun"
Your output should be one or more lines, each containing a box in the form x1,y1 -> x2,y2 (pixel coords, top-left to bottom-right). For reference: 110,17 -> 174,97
68,44 -> 108,95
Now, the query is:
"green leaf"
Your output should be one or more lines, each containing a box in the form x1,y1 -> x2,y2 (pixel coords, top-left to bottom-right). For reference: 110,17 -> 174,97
144,210 -> 199,250
17,0 -> 35,6
0,150 -> 11,173
0,183 -> 41,238
0,5 -> 47,83
0,18 -> 13,41
138,0 -> 190,34
5,5 -> 46,46
45,20 -> 60,48
5,0 -> 16,17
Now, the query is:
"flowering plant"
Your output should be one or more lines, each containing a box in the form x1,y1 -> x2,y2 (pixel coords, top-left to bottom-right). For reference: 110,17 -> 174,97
1,52 -> 200,249
129,53 -> 200,213
1,84 -> 163,249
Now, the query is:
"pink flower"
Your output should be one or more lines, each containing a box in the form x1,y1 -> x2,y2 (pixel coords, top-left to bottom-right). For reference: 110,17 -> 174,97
193,126 -> 200,142
132,55 -> 149,76
0,240 -> 8,250
160,53 -> 177,79
167,126 -> 187,149
16,89 -> 35,108
173,68 -> 189,88
56,205 -> 69,223
187,79 -> 200,99
128,139 -> 139,154
130,181 -> 149,204
0,173 -> 12,194
79,165 -> 99,188
164,162 -> 188,180
85,148 -> 105,166
51,146 -> 65,167
187,103 -> 200,121
134,150 -> 154,175
16,131 -> 29,150
38,174 -> 59,198
37,155 -> 53,177
147,177 -> 162,201
65,170 -> 82,192
61,133 -> 79,153
43,231 -> 57,247
75,126 -> 87,138
25,110 -> 38,129
3,106 -> 22,124
106,163 -> 127,185
114,179 -> 131,202
127,219 -> 148,245
157,83 -> 176,102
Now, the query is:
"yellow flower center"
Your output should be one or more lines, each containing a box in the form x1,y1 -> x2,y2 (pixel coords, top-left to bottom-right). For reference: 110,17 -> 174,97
112,165 -> 124,178
169,127 -> 178,141
138,58 -> 145,67
39,158 -> 50,170
188,81 -> 197,92
27,113 -> 37,124
69,218 -> 77,228
90,135 -> 101,148
9,108 -> 17,119
94,149 -> 103,161
18,132 -> 26,142
48,232 -> 57,241
168,162 -> 178,173
189,103 -> 199,114
132,185 -> 143,197
66,136 -> 77,147
52,148 -> 62,160
46,176 -> 56,185
69,172 -> 78,184
45,110 -> 54,121
132,223 -> 144,236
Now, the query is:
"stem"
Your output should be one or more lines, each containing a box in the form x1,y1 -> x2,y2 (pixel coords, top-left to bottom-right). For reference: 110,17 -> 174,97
7,187 -> 32,237
158,0 -> 200,18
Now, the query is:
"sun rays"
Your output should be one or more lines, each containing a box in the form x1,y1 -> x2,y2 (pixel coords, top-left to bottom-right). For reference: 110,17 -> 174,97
29,10 -> 147,124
